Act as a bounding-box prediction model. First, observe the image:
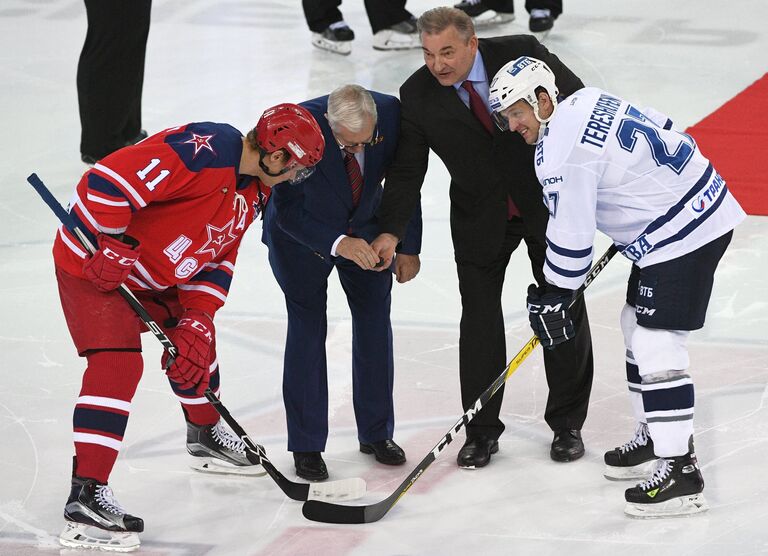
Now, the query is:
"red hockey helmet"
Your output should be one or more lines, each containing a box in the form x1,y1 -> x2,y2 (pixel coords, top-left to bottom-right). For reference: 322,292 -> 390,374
254,103 -> 325,167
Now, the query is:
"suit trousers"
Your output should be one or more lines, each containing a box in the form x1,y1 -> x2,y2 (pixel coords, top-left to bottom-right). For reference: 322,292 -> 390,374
302,0 -> 411,34
456,217 -> 593,440
77,0 -> 151,159
270,243 -> 396,452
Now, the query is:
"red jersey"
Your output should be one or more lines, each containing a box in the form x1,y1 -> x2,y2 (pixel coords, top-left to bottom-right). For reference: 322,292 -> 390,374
53,122 -> 271,315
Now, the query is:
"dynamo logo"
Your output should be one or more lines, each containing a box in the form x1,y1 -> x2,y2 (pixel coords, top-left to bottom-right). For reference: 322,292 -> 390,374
507,57 -> 535,76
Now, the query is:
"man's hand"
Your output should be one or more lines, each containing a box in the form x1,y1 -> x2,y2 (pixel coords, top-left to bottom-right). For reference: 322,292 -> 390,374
82,233 -> 140,292
162,309 -> 215,395
371,233 -> 399,272
394,254 -> 421,283
526,284 -> 576,350
336,237 -> 381,270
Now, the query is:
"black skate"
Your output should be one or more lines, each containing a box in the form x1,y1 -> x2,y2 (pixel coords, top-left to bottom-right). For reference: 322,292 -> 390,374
454,0 -> 515,28
187,419 -> 266,476
624,452 -> 709,517
60,476 -> 143,552
529,8 -> 556,32
311,21 -> 355,55
372,17 -> 421,51
604,422 -> 657,480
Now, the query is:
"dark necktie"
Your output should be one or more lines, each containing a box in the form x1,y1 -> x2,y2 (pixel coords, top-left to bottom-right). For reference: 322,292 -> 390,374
344,150 -> 363,208
461,80 -> 520,219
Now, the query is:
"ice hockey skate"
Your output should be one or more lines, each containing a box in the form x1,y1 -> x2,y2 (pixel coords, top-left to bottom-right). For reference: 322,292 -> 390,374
454,0 -> 515,28
603,422 -> 657,480
624,452 -> 709,518
372,18 -> 421,51
528,8 -> 555,41
187,419 -> 267,476
60,476 -> 144,552
311,21 -> 354,55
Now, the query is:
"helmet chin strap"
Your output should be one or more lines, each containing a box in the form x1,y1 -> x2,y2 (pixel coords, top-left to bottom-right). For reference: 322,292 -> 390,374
258,149 -> 291,178
532,98 -> 558,143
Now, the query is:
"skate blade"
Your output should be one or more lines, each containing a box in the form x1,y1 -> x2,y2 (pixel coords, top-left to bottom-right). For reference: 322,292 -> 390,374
60,522 -> 140,552
603,459 -> 657,481
624,493 -> 709,518
311,36 -> 352,55
373,43 -> 421,51
307,477 -> 367,501
530,30 -> 551,42
189,455 -> 267,477
472,12 -> 516,27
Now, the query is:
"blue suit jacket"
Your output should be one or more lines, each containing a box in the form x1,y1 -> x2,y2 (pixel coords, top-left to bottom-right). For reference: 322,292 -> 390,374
262,92 -> 422,262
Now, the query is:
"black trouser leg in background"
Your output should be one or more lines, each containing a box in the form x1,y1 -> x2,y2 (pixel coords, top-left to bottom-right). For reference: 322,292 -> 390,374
523,224 -> 593,431
302,0 -> 343,33
456,218 -> 594,441
77,0 -> 151,159
363,0 -> 412,33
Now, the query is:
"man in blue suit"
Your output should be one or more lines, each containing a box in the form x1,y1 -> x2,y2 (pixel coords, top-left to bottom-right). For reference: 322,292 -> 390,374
262,85 -> 423,481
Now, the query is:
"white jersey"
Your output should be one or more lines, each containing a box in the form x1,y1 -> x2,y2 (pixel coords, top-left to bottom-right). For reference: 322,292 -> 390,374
535,87 -> 746,290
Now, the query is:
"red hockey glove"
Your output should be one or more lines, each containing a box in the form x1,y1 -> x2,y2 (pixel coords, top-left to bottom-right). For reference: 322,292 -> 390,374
82,234 -> 141,292
162,310 -> 215,396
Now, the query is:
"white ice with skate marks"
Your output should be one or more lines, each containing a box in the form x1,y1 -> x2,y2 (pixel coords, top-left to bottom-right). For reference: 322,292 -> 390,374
2,0 -> 768,554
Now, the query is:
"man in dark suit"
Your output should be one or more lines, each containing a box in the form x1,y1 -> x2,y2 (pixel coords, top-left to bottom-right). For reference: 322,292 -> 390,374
372,7 -> 593,468
263,85 -> 423,481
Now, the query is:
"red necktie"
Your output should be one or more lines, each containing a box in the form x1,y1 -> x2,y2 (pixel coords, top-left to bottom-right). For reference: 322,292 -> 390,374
461,80 -> 520,219
344,150 -> 363,208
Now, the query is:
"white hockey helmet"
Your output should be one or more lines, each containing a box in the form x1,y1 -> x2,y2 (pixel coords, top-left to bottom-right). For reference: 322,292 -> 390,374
488,56 -> 559,130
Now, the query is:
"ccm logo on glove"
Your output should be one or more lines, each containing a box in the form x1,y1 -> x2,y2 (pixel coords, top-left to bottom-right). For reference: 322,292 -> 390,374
176,317 -> 213,342
82,233 -> 141,292
163,310 -> 215,396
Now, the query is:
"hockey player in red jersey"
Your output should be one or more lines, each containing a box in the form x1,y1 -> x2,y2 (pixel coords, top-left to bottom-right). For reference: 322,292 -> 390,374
54,103 -> 324,552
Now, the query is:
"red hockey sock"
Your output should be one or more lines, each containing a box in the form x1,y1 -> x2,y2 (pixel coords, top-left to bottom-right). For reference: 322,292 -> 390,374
73,351 -> 143,483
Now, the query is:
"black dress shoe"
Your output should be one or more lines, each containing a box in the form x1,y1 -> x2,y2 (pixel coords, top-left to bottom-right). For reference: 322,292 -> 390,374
457,436 -> 499,468
359,439 -> 406,465
80,153 -> 99,166
125,129 -> 148,146
293,451 -> 328,481
550,429 -> 584,462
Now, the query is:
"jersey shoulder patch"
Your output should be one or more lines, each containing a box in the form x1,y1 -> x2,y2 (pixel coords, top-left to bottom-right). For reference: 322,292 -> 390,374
165,122 -> 243,172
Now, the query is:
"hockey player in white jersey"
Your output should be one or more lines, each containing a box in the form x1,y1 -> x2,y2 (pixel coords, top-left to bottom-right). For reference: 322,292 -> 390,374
488,56 -> 746,517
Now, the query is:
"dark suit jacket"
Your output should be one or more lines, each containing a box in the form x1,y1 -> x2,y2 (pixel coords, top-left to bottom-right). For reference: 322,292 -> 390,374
378,35 -> 583,264
262,91 -> 422,263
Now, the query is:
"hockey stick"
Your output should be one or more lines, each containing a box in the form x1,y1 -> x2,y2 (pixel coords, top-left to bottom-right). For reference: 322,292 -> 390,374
27,172 -> 366,503
302,243 -> 619,523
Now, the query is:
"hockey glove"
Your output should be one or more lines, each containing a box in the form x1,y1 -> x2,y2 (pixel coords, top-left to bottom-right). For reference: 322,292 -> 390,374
163,310 -> 215,396
526,284 -> 575,350
82,233 -> 140,292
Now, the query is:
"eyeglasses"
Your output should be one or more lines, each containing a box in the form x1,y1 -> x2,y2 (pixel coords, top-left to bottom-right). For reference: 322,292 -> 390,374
334,127 -> 383,150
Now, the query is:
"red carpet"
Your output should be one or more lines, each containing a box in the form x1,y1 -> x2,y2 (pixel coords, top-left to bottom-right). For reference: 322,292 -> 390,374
686,73 -> 768,215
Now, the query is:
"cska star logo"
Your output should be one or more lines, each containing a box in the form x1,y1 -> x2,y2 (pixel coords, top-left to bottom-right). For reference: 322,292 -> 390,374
196,218 -> 238,258
184,133 -> 216,157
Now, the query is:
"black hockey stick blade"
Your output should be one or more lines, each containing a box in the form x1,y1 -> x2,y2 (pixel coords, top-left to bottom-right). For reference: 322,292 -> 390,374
27,172 -> 365,503
303,245 -> 619,524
